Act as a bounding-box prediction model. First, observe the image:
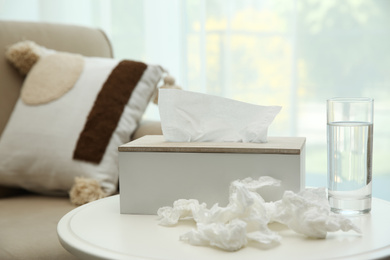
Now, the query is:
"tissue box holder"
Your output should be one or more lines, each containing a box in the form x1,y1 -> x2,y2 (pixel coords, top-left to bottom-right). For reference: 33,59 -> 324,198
119,135 -> 306,214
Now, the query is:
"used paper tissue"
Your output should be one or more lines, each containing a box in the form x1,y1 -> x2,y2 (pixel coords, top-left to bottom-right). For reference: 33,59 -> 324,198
157,177 -> 361,252
158,89 -> 282,143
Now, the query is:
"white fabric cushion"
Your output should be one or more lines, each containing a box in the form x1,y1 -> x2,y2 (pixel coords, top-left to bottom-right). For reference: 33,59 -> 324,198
0,50 -> 163,195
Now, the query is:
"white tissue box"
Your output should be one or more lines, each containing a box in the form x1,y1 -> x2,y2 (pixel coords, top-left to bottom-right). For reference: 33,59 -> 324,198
119,135 -> 306,214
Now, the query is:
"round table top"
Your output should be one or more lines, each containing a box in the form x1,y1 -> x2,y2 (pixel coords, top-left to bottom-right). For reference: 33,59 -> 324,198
57,195 -> 390,260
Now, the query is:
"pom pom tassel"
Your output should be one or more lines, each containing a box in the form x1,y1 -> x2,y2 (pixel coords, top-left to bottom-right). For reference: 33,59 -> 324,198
5,40 -> 45,75
153,75 -> 182,105
69,177 -> 107,206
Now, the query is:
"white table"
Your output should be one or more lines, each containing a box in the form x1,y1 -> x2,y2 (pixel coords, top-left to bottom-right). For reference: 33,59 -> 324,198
58,195 -> 390,260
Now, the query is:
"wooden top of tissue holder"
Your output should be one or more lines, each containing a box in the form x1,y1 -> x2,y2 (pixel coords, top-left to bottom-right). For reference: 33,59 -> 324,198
119,135 -> 306,155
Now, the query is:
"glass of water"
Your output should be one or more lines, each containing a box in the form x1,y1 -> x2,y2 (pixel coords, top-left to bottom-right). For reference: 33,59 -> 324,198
327,97 -> 374,214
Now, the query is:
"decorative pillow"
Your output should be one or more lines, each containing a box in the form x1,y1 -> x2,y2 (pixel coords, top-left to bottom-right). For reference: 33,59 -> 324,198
0,41 -> 164,204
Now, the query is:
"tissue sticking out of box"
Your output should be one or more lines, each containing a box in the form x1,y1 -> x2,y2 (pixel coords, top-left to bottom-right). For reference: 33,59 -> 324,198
157,176 -> 361,252
158,89 -> 282,142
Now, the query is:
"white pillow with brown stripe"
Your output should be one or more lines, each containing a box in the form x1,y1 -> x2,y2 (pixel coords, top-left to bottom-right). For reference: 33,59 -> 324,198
0,42 -> 163,203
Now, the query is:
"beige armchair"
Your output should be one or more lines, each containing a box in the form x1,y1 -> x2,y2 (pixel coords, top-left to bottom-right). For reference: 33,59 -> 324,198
0,20 -> 161,260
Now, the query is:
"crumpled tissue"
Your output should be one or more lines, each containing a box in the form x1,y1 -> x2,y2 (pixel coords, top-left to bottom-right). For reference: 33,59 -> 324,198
158,89 -> 281,143
157,176 -> 361,252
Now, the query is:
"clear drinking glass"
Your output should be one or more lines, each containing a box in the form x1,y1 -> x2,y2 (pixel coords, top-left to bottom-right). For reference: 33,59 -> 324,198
327,97 -> 374,214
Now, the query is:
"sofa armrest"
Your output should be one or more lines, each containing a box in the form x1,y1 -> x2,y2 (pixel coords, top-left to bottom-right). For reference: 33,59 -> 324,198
132,120 -> 162,140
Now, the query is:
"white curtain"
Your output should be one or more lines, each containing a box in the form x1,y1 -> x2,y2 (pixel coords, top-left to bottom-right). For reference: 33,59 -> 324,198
1,0 -> 389,199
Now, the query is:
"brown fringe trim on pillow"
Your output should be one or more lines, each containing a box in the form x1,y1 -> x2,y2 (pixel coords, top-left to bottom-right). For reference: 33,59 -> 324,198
73,60 -> 147,164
